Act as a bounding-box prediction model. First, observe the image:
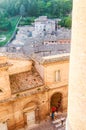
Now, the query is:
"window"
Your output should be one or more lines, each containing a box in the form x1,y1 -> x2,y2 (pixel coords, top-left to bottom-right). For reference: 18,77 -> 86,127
55,70 -> 61,82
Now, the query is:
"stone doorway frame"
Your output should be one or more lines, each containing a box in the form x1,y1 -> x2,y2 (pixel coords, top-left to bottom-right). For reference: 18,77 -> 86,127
50,92 -> 63,113
23,102 -> 40,127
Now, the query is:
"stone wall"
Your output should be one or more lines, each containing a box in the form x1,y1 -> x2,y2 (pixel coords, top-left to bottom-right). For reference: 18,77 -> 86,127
0,91 -> 49,130
67,0 -> 86,129
0,84 -> 68,130
44,60 -> 69,85
35,59 -> 69,86
35,61 -> 45,80
48,85 -> 68,112
0,70 -> 11,101
0,56 -> 8,64
8,59 -> 32,75
0,57 -> 68,130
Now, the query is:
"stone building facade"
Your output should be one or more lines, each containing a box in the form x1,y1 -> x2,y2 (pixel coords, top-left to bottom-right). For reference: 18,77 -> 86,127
32,16 -> 56,37
0,53 -> 69,130
44,30 -> 71,45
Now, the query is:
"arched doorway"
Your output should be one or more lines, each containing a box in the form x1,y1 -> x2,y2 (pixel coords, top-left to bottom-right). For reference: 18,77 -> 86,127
23,102 -> 37,127
50,92 -> 63,112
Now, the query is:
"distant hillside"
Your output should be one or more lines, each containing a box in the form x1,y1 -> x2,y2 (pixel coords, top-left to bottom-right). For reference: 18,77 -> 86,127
0,0 -> 72,18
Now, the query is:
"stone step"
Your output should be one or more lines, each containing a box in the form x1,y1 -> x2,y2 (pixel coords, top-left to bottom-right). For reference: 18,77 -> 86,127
55,122 -> 62,128
60,117 -> 66,122
58,126 -> 65,130
52,119 -> 61,124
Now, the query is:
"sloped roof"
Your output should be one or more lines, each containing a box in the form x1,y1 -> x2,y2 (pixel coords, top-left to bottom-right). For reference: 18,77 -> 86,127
10,68 -> 44,94
35,16 -> 47,22
57,32 -> 71,40
44,35 -> 57,41
32,53 -> 70,64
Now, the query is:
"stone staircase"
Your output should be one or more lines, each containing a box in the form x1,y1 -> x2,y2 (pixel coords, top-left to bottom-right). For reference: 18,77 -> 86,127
52,112 -> 66,130
52,118 -> 66,130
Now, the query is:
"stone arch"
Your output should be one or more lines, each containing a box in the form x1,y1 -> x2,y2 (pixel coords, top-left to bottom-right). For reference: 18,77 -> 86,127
50,92 -> 63,112
23,102 -> 37,112
23,98 -> 39,108
22,98 -> 39,110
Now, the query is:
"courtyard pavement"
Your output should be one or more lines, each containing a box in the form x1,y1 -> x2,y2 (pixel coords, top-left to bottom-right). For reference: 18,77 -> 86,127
27,120 -> 65,130
17,113 -> 66,130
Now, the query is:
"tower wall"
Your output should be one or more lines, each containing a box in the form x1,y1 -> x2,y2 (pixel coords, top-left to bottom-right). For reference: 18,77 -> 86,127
67,0 -> 86,130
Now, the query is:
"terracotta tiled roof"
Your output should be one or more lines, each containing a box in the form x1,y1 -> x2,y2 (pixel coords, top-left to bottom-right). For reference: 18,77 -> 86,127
10,68 -> 44,94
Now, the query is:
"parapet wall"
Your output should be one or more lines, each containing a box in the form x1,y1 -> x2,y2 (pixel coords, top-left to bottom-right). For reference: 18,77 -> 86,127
0,56 -> 8,64
8,59 -> 32,75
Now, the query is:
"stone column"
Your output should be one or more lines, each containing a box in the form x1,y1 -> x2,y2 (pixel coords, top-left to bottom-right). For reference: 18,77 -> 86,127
67,0 -> 86,130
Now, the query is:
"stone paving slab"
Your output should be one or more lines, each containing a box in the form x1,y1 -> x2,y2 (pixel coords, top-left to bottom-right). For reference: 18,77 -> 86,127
27,120 -> 65,130
17,122 -> 65,130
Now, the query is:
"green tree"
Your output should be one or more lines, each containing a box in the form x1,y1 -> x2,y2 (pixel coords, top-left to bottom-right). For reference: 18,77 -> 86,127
20,4 -> 26,16
27,0 -> 39,16
0,0 -> 72,28
65,16 -> 72,28
58,16 -> 72,28
0,18 -> 12,31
